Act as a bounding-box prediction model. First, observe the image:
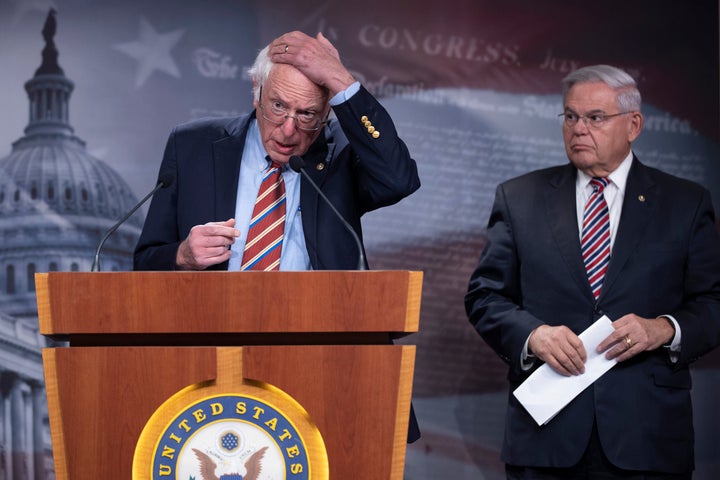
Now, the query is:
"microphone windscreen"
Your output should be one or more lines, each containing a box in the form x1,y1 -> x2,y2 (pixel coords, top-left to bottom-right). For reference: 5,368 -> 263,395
289,156 -> 306,173
158,174 -> 174,188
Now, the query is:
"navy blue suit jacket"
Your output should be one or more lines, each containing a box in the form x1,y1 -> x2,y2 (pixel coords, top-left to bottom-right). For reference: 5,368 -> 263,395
465,157 -> 720,473
134,86 -> 420,271
134,86 -> 421,442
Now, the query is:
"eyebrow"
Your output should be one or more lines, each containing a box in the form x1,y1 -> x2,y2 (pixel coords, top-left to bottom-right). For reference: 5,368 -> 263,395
267,91 -> 324,113
564,108 -> 609,114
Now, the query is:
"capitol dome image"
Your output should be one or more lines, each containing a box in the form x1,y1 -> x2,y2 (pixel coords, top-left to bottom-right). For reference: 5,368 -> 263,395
0,10 -> 141,479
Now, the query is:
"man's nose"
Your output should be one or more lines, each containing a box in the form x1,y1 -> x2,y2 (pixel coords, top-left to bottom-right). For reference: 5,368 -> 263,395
572,117 -> 590,134
280,116 -> 297,135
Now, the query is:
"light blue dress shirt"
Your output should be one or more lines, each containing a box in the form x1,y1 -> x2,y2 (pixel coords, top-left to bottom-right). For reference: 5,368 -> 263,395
227,120 -> 309,271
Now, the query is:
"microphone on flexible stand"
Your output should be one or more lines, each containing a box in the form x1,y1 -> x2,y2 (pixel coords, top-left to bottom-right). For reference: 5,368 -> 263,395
91,175 -> 174,272
289,156 -> 367,270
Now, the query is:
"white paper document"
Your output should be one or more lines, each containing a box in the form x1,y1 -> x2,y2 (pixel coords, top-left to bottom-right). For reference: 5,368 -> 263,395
513,315 -> 617,425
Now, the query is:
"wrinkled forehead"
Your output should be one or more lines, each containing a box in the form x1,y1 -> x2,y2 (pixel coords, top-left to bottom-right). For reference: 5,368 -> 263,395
263,64 -> 329,107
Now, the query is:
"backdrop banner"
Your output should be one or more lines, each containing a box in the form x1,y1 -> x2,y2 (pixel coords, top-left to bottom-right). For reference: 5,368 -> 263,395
0,1 -> 718,478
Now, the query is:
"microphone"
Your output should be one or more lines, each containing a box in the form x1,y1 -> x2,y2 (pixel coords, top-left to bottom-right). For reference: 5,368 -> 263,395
91,175 -> 174,272
289,156 -> 367,270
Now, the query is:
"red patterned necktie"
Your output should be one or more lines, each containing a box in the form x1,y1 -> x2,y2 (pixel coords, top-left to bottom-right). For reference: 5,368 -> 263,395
241,160 -> 286,271
581,177 -> 611,299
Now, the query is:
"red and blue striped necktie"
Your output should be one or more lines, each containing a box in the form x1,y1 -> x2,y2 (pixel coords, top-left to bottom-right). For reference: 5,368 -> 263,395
241,160 -> 286,271
581,177 -> 611,299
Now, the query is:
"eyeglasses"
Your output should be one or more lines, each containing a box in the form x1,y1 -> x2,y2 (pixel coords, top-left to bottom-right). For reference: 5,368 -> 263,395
558,111 -> 632,128
258,88 -> 327,132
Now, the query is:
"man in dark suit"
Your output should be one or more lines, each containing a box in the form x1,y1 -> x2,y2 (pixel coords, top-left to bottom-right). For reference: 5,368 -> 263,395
134,31 -> 421,442
134,30 -> 420,272
465,64 -> 720,478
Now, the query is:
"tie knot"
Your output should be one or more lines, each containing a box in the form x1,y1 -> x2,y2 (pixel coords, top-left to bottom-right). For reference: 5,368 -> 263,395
590,177 -> 609,193
265,156 -> 283,172
265,162 -> 284,178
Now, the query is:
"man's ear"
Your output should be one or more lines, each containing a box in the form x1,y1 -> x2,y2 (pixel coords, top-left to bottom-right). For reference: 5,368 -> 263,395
252,80 -> 260,108
628,111 -> 644,142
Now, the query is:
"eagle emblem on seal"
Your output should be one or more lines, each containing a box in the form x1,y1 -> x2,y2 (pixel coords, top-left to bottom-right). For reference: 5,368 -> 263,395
192,446 -> 269,480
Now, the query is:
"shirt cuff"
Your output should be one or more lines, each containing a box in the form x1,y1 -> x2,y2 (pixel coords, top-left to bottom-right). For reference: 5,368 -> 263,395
659,314 -> 681,363
659,315 -> 681,350
329,81 -> 361,106
521,335 -> 536,371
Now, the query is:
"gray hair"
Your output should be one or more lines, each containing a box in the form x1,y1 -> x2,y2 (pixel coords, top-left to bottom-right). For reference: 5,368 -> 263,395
248,45 -> 272,102
562,64 -> 642,112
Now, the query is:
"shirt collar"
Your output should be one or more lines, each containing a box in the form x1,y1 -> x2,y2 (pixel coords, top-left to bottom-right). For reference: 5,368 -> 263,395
247,119 -> 273,171
576,150 -> 634,193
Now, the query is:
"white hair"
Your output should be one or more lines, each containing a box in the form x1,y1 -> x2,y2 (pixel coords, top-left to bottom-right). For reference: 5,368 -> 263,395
562,64 -> 642,112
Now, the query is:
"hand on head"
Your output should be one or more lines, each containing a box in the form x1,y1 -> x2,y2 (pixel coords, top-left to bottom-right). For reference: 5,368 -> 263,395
268,31 -> 355,96
175,218 -> 239,270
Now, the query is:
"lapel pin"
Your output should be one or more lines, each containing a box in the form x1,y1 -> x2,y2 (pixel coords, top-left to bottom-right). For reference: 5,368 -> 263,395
638,195 -> 645,202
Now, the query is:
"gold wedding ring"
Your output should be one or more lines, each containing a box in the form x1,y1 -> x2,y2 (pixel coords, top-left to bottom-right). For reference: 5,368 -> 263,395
625,336 -> 632,347
284,44 -> 289,53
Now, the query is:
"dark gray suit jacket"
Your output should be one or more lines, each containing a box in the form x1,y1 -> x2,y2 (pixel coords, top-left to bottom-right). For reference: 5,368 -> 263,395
465,157 -> 720,472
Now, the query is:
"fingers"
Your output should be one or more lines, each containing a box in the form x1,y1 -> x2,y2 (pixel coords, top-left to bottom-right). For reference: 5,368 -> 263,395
194,219 -> 238,248
176,219 -> 239,270
599,333 -> 641,363
529,325 -> 587,376
269,31 -> 324,67
267,31 -> 355,95
597,321 -> 631,360
269,31 -> 309,58
202,218 -> 239,241
597,313 -> 673,362
526,314 -> 675,378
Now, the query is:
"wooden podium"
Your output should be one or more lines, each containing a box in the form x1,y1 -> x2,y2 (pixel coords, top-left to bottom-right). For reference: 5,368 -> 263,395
36,271 -> 422,479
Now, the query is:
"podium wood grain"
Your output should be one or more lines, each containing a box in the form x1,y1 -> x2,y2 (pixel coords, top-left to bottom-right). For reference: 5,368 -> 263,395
36,271 -> 422,336
37,271 -> 421,479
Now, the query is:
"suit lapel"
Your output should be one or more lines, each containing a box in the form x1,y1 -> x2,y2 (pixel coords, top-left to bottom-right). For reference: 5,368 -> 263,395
302,141 -> 332,189
600,158 -> 657,299
298,135 -> 333,267
545,164 -> 595,299
212,115 -> 251,221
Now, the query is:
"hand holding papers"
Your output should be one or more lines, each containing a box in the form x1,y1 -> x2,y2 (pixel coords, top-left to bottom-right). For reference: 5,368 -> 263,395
513,315 -> 617,425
